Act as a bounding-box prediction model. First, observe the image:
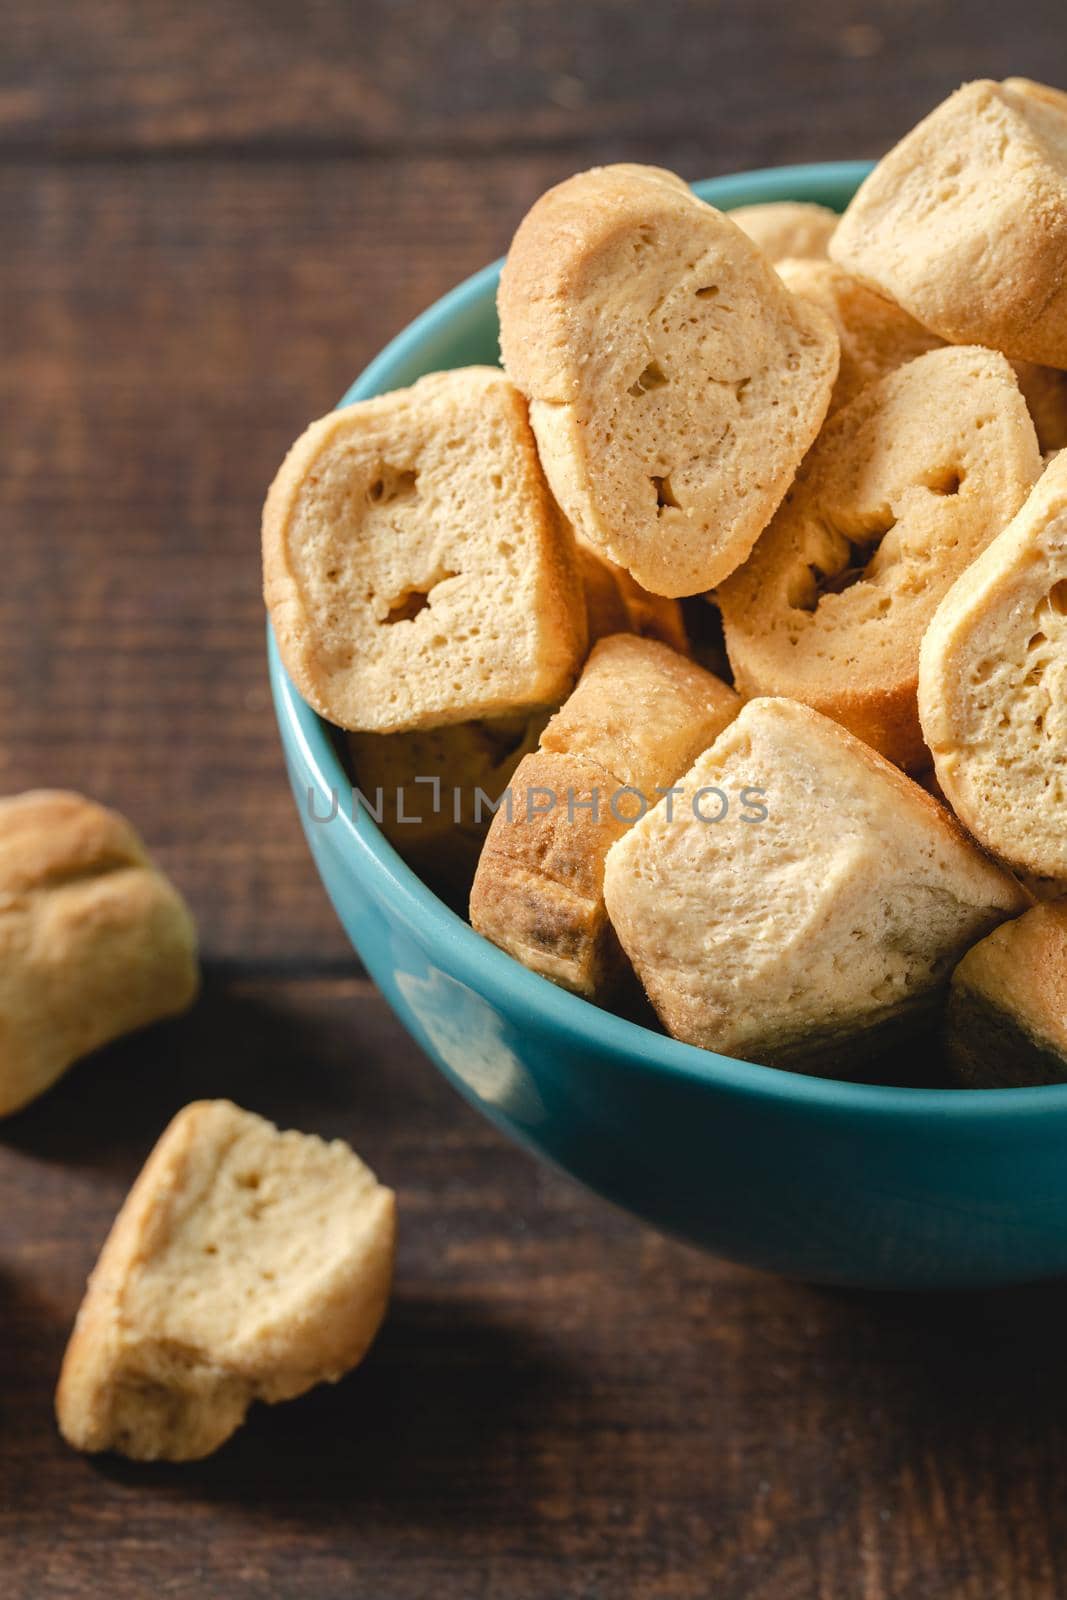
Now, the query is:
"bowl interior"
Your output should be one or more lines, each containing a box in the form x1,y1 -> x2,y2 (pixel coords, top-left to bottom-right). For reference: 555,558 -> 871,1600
270,161 -> 1067,1121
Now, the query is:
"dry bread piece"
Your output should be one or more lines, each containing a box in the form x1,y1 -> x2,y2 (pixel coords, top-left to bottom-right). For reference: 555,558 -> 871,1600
263,366 -> 587,733
718,347 -> 1042,769
0,791 -> 198,1118
56,1100 -> 396,1461
830,79 -> 1067,367
469,748 -> 637,998
1013,362 -> 1067,455
538,633 -> 739,792
776,256 -> 943,414
470,636 -> 740,998
918,449 -> 1067,879
578,544 -> 689,653
946,903 -> 1067,1086
346,712 -> 545,902
603,699 -> 1027,1068
499,164 -> 840,596
729,200 -> 839,263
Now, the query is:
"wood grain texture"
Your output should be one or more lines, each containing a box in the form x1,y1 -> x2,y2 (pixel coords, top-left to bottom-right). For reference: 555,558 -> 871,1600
3,2 -> 1067,1595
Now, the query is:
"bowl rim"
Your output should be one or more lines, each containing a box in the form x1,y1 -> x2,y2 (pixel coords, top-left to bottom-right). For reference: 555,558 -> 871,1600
268,158 -> 1067,1124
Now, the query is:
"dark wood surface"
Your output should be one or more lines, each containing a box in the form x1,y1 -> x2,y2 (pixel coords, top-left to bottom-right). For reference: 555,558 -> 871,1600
4,4 -> 1067,1595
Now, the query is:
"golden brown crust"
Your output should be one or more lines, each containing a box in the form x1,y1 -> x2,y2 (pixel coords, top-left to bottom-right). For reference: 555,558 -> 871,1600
263,366 -> 587,733
469,749 -> 634,997
540,633 -> 739,792
0,791 -> 198,1118
718,347 -> 1042,769
56,1100 -> 396,1460
470,637 -> 739,998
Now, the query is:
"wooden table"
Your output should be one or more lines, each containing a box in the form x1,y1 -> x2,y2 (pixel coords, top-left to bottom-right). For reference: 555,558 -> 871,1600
4,4 -> 1067,1594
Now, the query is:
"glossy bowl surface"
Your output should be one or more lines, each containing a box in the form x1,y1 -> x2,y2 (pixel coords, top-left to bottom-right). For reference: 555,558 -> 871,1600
268,162 -> 1067,1290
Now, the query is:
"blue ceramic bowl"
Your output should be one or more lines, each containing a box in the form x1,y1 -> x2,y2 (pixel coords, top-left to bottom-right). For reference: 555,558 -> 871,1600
269,162 -> 1067,1290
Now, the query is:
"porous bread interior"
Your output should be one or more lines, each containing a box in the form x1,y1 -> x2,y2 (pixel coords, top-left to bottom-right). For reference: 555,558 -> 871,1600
602,698 -> 1024,1064
717,346 -> 1043,768
919,451 -> 1067,878
500,164 -> 839,596
775,256 -> 944,414
57,1100 -> 394,1460
264,367 -> 585,732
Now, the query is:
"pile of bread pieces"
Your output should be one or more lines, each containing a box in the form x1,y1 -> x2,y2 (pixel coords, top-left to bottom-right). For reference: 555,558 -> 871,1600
6,77 -> 1067,1469
266,77 -> 1067,1087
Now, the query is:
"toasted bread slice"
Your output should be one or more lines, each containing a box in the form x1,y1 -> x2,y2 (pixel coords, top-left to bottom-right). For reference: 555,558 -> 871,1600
0,791 -> 198,1118
56,1100 -> 395,1460
946,903 -> 1067,1085
730,200 -> 838,263
831,79 -> 1067,367
776,257 -> 943,414
919,449 -> 1067,879
718,347 -> 1042,769
263,366 -> 587,733
602,698 -> 1027,1068
470,636 -> 739,998
499,164 -> 839,596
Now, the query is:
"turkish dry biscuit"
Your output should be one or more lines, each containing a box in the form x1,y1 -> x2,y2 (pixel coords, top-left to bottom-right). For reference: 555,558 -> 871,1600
263,366 -> 587,733
56,1100 -> 396,1461
718,347 -> 1042,769
831,79 -> 1067,367
946,903 -> 1067,1086
577,544 -> 690,654
602,698 -> 1027,1068
346,713 -> 545,900
730,200 -> 839,263
499,163 -> 840,596
919,448 -> 1067,879
470,636 -> 740,998
0,791 -> 198,1118
776,256 -> 944,413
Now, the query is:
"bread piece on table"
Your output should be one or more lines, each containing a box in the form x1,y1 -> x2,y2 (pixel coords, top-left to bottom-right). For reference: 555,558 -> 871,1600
499,164 -> 839,596
263,366 -> 587,733
346,712 -> 545,902
729,200 -> 839,263
0,791 -> 198,1118
776,257 -> 944,414
56,1100 -> 395,1461
946,903 -> 1067,1085
603,698 -> 1027,1070
918,449 -> 1067,879
470,637 -> 740,999
718,347 -> 1042,769
830,79 -> 1067,367
577,544 -> 689,654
